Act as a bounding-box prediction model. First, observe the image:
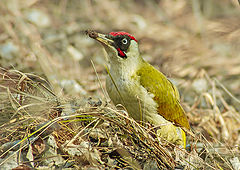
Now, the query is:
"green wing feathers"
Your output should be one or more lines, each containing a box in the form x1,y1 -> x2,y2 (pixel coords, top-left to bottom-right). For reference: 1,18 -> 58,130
136,61 -> 190,130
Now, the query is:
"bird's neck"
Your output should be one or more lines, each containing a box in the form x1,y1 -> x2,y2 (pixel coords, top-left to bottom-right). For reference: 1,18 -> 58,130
109,56 -> 144,79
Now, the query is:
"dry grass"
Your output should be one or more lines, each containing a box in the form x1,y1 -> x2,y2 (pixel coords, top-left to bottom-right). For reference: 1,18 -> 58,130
0,0 -> 239,169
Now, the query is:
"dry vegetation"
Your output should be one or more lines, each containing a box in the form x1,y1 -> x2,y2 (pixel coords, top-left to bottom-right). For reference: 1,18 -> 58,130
0,0 -> 240,169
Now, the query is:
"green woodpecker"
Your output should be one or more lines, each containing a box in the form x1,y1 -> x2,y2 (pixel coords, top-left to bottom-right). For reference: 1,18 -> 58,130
87,30 -> 190,147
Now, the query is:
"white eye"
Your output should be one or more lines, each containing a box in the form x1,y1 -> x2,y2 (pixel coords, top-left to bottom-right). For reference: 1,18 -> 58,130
121,38 -> 128,45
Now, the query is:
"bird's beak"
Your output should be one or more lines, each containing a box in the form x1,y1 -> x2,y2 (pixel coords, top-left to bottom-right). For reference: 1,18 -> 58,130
86,30 -> 114,48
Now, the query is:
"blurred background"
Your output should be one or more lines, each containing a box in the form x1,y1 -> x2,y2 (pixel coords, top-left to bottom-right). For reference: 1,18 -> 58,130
0,0 -> 239,101
0,0 -> 240,154
0,0 -> 240,168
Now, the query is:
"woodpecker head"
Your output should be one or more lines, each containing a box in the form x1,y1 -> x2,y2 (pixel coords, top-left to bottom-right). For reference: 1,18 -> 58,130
87,30 -> 142,71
